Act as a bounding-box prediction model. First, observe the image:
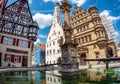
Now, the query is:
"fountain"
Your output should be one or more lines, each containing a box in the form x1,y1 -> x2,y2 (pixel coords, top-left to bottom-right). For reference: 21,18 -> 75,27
59,0 -> 79,74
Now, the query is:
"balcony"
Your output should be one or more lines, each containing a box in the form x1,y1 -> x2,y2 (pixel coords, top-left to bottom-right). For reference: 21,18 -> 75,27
96,37 -> 107,48
92,15 -> 99,19
95,24 -> 103,29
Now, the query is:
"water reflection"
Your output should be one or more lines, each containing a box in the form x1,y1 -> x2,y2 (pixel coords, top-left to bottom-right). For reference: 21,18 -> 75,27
0,68 -> 120,84
46,71 -> 61,84
32,71 -> 46,84
86,68 -> 120,83
0,71 -> 32,84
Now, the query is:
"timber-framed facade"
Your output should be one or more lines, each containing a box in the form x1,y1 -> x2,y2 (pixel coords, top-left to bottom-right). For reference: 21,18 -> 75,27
0,0 -> 38,67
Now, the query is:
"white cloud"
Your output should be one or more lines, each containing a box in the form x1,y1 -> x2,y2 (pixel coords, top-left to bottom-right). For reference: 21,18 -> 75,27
34,39 -> 40,45
71,0 -> 86,6
38,34 -> 47,38
100,10 -> 110,17
44,0 -> 53,2
33,13 -> 53,29
44,0 -> 87,6
100,10 -> 120,43
28,0 -> 32,4
32,10 -> 53,14
114,31 -> 119,37
108,16 -> 120,21
44,0 -> 62,3
112,30 -> 119,40
100,10 -> 120,21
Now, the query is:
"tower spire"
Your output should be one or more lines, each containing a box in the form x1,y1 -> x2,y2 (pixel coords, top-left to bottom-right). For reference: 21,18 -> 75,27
52,1 -> 61,25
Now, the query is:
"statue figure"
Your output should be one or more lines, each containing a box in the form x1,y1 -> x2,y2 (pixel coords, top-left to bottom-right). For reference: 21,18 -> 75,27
59,36 -> 63,45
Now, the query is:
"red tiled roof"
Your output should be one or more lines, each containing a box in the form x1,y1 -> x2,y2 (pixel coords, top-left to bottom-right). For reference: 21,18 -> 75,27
38,43 -> 45,50
32,42 -> 45,57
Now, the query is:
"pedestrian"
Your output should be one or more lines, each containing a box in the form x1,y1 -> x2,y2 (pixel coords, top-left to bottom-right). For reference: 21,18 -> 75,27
8,62 -> 10,67
13,62 -> 16,67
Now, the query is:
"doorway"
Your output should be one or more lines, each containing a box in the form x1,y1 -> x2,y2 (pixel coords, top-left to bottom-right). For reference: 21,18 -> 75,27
80,53 -> 87,65
57,57 -> 62,66
106,47 -> 113,57
22,56 -> 28,67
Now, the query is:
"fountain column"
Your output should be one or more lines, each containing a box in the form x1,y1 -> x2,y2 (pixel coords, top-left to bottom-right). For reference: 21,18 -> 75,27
59,0 -> 79,73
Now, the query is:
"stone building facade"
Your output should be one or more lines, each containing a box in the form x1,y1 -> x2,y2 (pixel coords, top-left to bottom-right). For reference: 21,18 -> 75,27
117,42 -> 120,57
70,6 -> 116,65
38,43 -> 45,65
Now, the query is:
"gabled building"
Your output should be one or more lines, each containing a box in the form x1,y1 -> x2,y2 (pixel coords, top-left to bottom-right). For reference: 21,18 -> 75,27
70,6 -> 116,65
32,42 -> 45,66
46,1 -> 116,66
34,43 -> 40,65
38,43 -> 45,65
46,2 -> 65,65
0,0 -> 38,67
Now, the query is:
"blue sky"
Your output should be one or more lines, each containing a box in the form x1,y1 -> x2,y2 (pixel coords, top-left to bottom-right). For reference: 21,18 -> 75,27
7,0 -> 120,45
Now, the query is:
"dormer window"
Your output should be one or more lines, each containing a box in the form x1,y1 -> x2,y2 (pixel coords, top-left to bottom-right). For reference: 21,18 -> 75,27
23,18 -> 27,25
16,25 -> 23,31
4,21 -> 13,29
23,27 -> 28,33
14,24 -> 23,32
30,28 -> 32,32
22,9 -> 25,14
14,15 -> 18,21
30,28 -> 36,33
14,24 -> 23,34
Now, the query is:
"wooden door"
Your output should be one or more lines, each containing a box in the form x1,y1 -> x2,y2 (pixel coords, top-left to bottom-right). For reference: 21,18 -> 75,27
22,56 -> 28,67
80,54 -> 86,65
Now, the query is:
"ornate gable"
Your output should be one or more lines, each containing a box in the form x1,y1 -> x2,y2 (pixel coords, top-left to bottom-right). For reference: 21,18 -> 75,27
3,0 -> 33,26
70,7 -> 91,28
71,7 -> 89,19
0,0 -> 38,38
